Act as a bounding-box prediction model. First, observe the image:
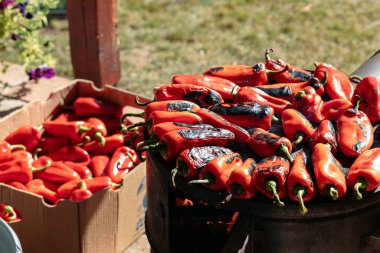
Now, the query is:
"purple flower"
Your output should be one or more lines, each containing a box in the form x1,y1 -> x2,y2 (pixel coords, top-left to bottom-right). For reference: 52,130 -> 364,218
27,65 -> 56,80
0,0 -> 14,10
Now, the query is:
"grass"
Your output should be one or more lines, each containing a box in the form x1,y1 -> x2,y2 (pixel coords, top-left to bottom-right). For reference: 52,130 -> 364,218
2,0 -> 380,97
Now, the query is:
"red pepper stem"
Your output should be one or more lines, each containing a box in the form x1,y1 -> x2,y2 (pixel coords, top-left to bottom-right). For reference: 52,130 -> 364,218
32,159 -> 52,173
78,125 -> 92,135
188,179 -> 211,185
271,115 -> 280,124
121,112 -> 144,119
319,71 -> 328,86
231,84 -> 240,99
216,193 -> 233,209
33,147 -> 42,160
354,99 -> 364,111
135,96 -> 154,106
9,144 -> 26,151
265,180 -> 285,207
125,151 -> 138,166
292,132 -> 305,147
266,64 -> 289,76
264,48 -> 274,61
137,142 -> 165,162
278,143 -> 294,163
136,138 -> 158,149
93,131 -> 106,146
349,75 -> 363,84
170,168 -> 178,188
76,135 -> 91,147
353,178 -> 368,200
295,90 -> 307,101
77,181 -> 87,189
126,121 -> 147,131
296,189 -> 308,215
3,205 -> 17,221
314,62 -> 320,67
326,185 -> 339,200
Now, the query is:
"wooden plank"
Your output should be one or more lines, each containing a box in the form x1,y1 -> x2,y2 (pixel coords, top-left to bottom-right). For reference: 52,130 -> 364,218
66,0 -> 121,88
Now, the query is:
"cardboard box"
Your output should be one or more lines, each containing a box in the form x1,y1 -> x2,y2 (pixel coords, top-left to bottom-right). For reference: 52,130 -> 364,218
0,80 -> 149,253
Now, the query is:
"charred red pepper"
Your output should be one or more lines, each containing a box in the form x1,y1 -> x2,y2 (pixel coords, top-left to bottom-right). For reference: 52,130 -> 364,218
336,102 -> 374,157
294,86 -> 324,123
247,128 -> 293,162
265,48 -> 312,83
281,108 -> 315,146
287,150 -> 316,215
314,62 -> 353,100
310,120 -> 338,154
49,146 -> 91,166
83,134 -> 124,156
346,148 -> 380,200
208,102 -> 278,130
106,146 -> 139,184
172,74 -> 237,100
4,124 -> 41,152
320,98 -> 352,122
0,204 -> 20,223
313,143 -> 347,200
203,62 -> 288,87
26,179 -> 60,205
232,86 -> 292,115
71,97 -> 123,117
350,75 -> 380,124
189,153 -> 243,191
90,155 -> 109,177
253,155 -> 290,207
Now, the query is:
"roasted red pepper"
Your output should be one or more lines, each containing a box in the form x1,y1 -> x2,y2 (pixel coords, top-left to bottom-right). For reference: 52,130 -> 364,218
42,120 -> 92,144
57,176 -> 114,199
49,146 -> 91,166
264,48 -> 312,83
83,134 -> 124,156
0,204 -> 20,223
346,148 -> 380,200
314,62 -> 353,100
252,155 -> 290,207
189,153 -> 243,191
208,102 -> 278,130
232,86 -> 292,115
172,74 -> 237,100
26,179 -> 60,205
336,102 -> 374,157
4,124 -> 41,152
320,98 -> 352,122
281,108 -> 315,146
106,146 -> 139,184
294,87 -> 324,123
287,150 -> 316,215
351,75 -> 380,124
90,155 -> 109,177
195,108 -> 250,142
141,128 -> 235,162
310,120 -> 338,154
313,143 -> 347,200
71,97 -> 123,117
247,128 -> 293,162
203,62 -> 288,87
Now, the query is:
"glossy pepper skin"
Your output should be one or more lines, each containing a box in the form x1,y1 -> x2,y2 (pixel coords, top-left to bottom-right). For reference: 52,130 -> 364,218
232,86 -> 292,115
172,74 -> 237,100
208,102 -> 277,130
53,112 -> 77,122
310,120 -> 338,154
26,179 -> 60,205
195,108 -> 250,142
69,181 -> 93,202
63,161 -> 93,179
57,176 -> 114,199
313,143 -> 347,200
49,146 -> 91,166
83,134 -> 124,156
42,121 -> 92,144
0,204 -> 20,223
337,106 -> 374,157
294,87 -> 324,124
72,97 -> 122,117
153,84 -> 224,107
281,108 -> 315,146
346,148 -> 380,200
83,117 -> 107,146
264,48 -> 312,83
89,155 -> 109,177
38,137 -> 71,155
106,146 -> 139,184
314,62 -> 353,100
253,155 -> 290,207
0,141 -> 25,163
320,98 -> 352,122
189,153 -> 243,191
6,181 -> 27,191
143,128 -> 235,162
287,150 -> 316,215
203,62 -> 287,87
0,151 -> 35,183
247,128 -> 293,162
226,158 -> 257,199
5,124 -> 41,152
351,76 -> 380,123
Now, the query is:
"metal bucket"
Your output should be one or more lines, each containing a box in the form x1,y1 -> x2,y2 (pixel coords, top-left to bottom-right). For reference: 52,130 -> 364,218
0,219 -> 22,253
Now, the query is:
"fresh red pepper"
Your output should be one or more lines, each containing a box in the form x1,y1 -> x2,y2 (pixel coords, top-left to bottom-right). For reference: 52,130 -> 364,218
26,179 -> 60,205
83,117 -> 107,146
82,134 -> 124,156
71,97 -> 123,117
195,108 -> 250,142
346,148 -> 380,200
63,161 -> 93,179
247,128 -> 293,162
38,137 -> 71,155
294,86 -> 324,123
4,124 -> 41,152
49,146 -> 91,166
57,176 -> 114,199
189,153 -> 243,191
90,155 -> 109,177
208,102 -> 278,130
42,120 -> 92,144
53,111 -> 77,122
287,150 -> 316,215
95,115 -> 122,135
310,120 -> 338,154
313,143 -> 347,200
33,156 -> 80,184
336,102 -> 374,157
6,181 -> 27,191
0,151 -> 37,183
281,108 -> 315,146
203,62 -> 288,87
232,86 -> 292,115
314,62 -> 353,100
252,155 -> 290,207
350,75 -> 380,124
264,48 -> 312,83
69,181 -> 93,202
172,74 -> 237,100
106,146 -> 139,184
0,204 -> 21,223
0,141 -> 25,163
320,98 -> 352,122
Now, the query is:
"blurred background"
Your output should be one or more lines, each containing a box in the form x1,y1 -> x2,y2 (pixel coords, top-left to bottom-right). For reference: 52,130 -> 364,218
1,0 -> 380,97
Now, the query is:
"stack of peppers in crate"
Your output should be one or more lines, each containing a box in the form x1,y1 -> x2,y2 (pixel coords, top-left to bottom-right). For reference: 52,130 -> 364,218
0,97 -> 144,223
122,48 -> 380,215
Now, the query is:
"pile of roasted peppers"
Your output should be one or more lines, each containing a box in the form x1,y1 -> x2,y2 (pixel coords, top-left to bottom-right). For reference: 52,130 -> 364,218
0,96 -> 143,219
124,49 -> 380,215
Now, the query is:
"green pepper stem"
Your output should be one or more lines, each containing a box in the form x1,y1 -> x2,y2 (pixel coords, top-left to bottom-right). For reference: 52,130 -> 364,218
121,112 -> 145,119
271,115 -> 280,124
136,137 -> 158,149
296,189 -> 308,215
265,180 -> 285,207
292,132 -> 305,147
135,96 -> 153,106
32,159 -> 52,173
266,64 -> 289,75
9,144 -> 26,151
76,135 -> 91,147
188,179 -> 210,185
126,121 -> 147,131
3,205 -> 17,221
319,70 -> 328,86
125,151 -> 138,166
170,168 -> 178,188
314,62 -> 320,67
77,181 -> 87,189
231,84 -> 240,99
93,132 -> 106,147
353,179 -> 368,200
278,143 -> 294,163
327,185 -> 339,200
215,193 -> 233,209
78,125 -> 92,134
294,90 -> 307,101
349,75 -> 363,84
33,147 -> 42,160
265,48 -> 274,61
